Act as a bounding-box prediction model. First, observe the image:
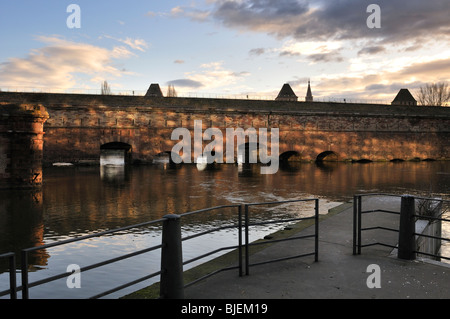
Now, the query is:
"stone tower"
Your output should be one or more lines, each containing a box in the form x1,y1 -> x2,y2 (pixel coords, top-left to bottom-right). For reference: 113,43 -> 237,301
145,83 -> 164,97
275,83 -> 298,101
391,88 -> 417,106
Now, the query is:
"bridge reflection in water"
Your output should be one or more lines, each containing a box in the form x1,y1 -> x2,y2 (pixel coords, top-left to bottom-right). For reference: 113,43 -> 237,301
0,161 -> 449,298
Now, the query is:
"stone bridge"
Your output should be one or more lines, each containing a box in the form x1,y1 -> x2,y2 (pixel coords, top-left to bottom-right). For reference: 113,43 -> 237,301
1,91 -> 449,181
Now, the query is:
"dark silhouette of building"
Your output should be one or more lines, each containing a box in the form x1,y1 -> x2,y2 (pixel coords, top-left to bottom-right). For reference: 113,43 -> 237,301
275,83 -> 298,101
145,83 -> 164,97
305,80 -> 313,102
391,88 -> 417,106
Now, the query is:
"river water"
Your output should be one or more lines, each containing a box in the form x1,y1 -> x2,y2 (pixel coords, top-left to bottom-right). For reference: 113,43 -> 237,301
0,161 -> 449,298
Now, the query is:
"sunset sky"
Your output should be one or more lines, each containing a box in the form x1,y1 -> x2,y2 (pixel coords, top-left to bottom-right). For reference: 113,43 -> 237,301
0,0 -> 449,102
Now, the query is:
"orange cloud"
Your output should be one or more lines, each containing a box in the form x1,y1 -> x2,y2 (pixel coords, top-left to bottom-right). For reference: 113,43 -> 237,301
0,36 -> 134,89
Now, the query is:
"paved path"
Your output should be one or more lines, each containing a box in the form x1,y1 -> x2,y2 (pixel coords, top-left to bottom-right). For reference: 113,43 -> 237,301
185,196 -> 450,299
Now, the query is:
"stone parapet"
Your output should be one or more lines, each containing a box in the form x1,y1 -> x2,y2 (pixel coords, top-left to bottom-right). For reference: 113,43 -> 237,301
0,92 -> 449,165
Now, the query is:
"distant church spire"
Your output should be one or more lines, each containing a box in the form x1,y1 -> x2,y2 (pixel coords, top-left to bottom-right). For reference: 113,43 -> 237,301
305,80 -> 313,102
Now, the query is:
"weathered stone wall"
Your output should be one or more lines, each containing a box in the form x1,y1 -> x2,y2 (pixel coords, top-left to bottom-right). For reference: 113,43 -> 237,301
0,92 -> 449,165
0,103 -> 48,188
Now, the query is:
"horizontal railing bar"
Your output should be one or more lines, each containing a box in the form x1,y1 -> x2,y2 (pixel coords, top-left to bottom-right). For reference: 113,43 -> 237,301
183,245 -> 239,266
355,193 -> 403,198
248,235 -> 316,248
77,244 -> 163,273
361,226 -> 399,233
23,219 -> 166,253
413,215 -> 450,223
246,198 -> 317,206
0,252 -> 15,258
181,224 -> 238,242
180,204 -> 241,217
415,251 -> 450,261
248,216 -> 314,227
25,244 -> 163,289
184,265 -> 240,289
414,233 -> 450,242
413,196 -> 450,203
88,270 -> 162,299
25,273 -> 67,290
360,242 -> 397,249
361,209 -> 400,215
0,289 -> 12,297
248,252 -> 316,268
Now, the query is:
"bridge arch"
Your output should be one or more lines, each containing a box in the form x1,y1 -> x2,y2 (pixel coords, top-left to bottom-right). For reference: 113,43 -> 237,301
280,151 -> 302,162
100,142 -> 132,165
237,141 -> 269,164
316,151 -> 339,162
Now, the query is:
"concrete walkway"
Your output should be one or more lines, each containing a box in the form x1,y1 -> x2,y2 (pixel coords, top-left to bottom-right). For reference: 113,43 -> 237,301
184,196 -> 450,299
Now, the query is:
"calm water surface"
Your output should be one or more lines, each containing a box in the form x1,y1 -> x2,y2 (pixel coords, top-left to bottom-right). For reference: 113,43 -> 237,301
0,161 -> 449,298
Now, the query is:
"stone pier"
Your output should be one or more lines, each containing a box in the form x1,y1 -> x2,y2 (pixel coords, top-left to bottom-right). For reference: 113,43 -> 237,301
0,104 -> 49,188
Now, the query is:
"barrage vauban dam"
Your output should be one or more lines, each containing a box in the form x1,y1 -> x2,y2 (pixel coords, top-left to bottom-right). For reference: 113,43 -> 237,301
0,83 -> 449,188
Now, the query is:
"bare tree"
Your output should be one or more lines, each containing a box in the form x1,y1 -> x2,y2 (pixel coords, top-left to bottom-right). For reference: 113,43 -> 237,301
416,82 -> 450,106
101,80 -> 111,95
167,84 -> 177,97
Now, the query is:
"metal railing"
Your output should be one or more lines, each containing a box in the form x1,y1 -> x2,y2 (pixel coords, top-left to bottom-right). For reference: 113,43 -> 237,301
182,199 -> 319,292
411,195 -> 450,261
0,218 -> 166,299
0,253 -> 16,299
242,199 -> 319,275
353,193 -> 450,261
0,198 -> 319,299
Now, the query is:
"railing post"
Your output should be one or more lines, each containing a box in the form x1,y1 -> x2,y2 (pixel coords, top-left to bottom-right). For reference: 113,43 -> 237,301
244,204 -> 250,276
238,205 -> 244,277
353,195 -> 362,255
398,195 -> 416,260
160,214 -> 184,299
353,195 -> 357,255
357,195 -> 362,255
9,253 -> 17,299
314,198 -> 319,262
21,250 -> 29,299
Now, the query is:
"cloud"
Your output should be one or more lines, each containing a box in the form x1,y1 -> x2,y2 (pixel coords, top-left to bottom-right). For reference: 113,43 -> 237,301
146,11 -> 156,17
357,46 -> 386,56
279,50 -> 300,57
165,0 -> 449,100
119,38 -> 149,52
277,39 -> 343,62
398,58 -> 450,79
209,0 -> 450,45
104,35 -> 149,52
365,82 -> 413,94
0,36 -> 134,89
169,5 -> 211,21
167,79 -> 203,88
213,0 -> 308,38
304,56 -> 450,102
307,52 -> 343,63
172,61 -> 250,92
249,48 -> 266,56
